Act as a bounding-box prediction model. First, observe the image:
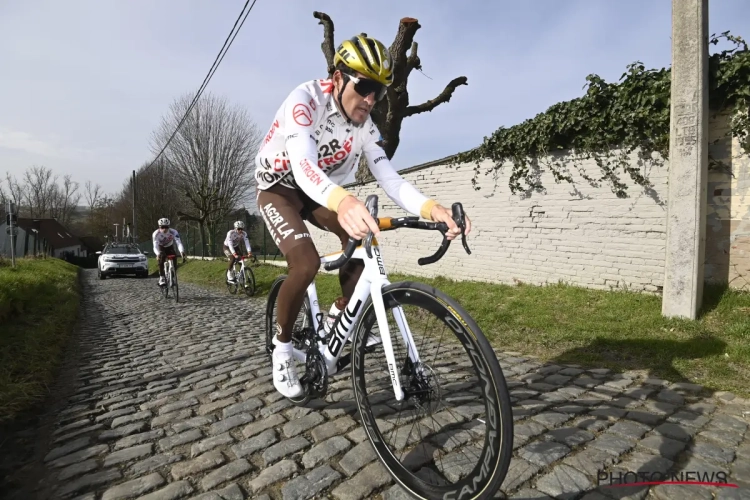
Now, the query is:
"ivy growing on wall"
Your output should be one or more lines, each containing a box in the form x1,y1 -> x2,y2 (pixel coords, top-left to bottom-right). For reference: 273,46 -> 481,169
453,32 -> 750,198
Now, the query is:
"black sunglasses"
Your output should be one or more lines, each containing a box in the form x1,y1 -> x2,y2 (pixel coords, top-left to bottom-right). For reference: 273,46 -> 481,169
159,226 -> 169,229
345,73 -> 387,101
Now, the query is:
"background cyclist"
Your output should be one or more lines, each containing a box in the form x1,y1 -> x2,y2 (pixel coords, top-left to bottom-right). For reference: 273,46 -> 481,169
223,221 -> 253,284
152,217 -> 186,286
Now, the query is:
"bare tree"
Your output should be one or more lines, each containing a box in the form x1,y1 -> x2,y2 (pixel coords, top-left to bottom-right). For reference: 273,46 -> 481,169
313,12 -> 468,183
87,194 -> 118,240
84,180 -> 101,220
151,92 -> 263,256
5,172 -> 26,213
23,166 -> 59,217
114,158 -> 187,242
0,184 -> 6,220
49,174 -> 81,225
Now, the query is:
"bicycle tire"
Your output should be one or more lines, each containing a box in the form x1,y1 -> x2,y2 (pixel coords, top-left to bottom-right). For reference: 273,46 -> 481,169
162,263 -> 170,299
173,267 -> 179,303
243,267 -> 256,296
265,275 -> 314,406
227,266 -> 238,294
350,281 -> 513,500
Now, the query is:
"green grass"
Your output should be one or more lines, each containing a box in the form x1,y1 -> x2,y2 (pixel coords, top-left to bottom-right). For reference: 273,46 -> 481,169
0,257 -> 81,423
153,258 -> 750,397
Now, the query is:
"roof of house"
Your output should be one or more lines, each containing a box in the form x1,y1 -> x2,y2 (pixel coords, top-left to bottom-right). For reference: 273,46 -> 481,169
15,218 -> 84,249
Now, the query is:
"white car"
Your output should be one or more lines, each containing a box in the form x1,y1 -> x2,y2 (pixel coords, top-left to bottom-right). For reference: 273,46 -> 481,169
97,243 -> 149,279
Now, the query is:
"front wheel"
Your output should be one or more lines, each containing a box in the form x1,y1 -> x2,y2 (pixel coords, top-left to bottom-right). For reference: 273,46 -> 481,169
160,269 -> 169,299
243,267 -> 256,296
172,267 -> 179,303
350,281 -> 513,500
227,265 -> 238,295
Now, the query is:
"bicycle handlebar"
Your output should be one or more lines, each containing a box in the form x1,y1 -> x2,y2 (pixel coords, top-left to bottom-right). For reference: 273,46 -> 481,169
323,194 -> 471,272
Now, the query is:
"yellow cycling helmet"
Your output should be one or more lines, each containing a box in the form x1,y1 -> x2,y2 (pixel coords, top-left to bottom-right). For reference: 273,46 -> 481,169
333,35 -> 393,86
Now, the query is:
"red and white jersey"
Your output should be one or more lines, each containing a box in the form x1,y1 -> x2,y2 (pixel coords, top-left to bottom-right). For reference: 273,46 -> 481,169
152,228 -> 185,255
254,79 -> 434,217
224,229 -> 251,254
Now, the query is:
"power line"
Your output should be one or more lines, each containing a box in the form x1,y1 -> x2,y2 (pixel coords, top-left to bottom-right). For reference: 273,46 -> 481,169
146,0 -> 258,169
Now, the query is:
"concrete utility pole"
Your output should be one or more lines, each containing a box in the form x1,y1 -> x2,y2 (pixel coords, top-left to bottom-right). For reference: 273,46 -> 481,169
132,170 -> 137,243
662,0 -> 710,320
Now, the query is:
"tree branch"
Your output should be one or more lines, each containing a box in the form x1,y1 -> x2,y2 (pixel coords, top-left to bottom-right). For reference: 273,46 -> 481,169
403,76 -> 468,117
406,41 -> 421,78
176,210 -> 202,222
390,17 -> 421,89
313,11 -> 336,76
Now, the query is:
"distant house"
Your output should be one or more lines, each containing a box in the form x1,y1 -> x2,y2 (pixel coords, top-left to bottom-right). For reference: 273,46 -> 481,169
80,235 -> 106,255
0,218 -> 87,258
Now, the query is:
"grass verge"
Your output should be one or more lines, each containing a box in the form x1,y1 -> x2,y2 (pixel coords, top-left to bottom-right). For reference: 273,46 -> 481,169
151,257 -> 750,397
0,257 -> 81,423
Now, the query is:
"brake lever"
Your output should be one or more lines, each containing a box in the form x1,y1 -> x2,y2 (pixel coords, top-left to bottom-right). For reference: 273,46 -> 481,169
452,202 -> 472,255
363,195 -> 378,259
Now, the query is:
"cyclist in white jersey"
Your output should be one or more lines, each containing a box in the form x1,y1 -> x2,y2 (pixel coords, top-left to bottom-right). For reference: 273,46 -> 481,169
223,221 -> 253,283
152,217 -> 186,286
256,34 -> 472,398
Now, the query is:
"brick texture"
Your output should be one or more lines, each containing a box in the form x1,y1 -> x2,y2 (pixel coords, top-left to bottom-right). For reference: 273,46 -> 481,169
303,110 -> 750,292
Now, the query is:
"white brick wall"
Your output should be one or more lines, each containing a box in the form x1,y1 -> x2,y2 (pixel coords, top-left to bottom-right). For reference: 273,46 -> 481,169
299,111 -> 749,292
706,111 -> 750,290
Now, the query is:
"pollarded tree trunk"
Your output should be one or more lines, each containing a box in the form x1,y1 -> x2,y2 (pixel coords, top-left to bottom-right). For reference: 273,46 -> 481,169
313,12 -> 468,184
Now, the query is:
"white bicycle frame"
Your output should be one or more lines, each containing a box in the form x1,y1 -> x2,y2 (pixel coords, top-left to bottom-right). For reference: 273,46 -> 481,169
233,257 -> 247,280
165,257 -> 175,287
288,242 -> 421,402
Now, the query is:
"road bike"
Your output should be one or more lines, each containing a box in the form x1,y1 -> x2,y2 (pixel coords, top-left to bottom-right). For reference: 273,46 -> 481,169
159,255 -> 179,303
227,254 -> 256,296
265,195 -> 513,500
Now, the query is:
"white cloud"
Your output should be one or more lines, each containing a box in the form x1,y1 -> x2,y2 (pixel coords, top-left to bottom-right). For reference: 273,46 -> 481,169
0,129 -> 100,162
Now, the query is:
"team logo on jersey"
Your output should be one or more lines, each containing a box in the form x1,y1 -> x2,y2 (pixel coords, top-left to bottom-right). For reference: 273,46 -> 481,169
319,79 -> 334,94
293,104 -> 313,126
317,137 -> 353,169
263,119 -> 280,147
157,233 -> 174,245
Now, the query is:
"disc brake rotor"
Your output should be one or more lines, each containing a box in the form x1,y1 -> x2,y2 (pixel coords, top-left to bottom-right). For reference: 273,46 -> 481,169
409,363 -> 441,415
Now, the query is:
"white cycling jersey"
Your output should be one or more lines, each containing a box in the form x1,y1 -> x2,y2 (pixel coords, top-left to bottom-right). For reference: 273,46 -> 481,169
152,228 -> 185,256
254,78 -> 437,219
224,229 -> 251,255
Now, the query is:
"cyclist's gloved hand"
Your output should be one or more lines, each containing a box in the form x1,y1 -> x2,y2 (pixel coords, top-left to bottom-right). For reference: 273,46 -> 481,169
233,253 -> 238,258
430,204 -> 472,241
337,195 -> 380,240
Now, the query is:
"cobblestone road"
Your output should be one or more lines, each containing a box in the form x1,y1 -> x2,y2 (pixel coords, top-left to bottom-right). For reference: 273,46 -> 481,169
9,270 -> 750,499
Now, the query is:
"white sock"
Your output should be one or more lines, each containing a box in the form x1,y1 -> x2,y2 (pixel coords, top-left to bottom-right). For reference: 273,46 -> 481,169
274,338 -> 292,353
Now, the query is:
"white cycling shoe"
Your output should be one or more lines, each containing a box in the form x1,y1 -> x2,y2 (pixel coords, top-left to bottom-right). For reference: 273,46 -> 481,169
272,340 -> 303,398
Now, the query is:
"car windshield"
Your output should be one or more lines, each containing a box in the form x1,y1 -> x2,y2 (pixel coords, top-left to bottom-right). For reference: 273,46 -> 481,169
105,246 -> 140,254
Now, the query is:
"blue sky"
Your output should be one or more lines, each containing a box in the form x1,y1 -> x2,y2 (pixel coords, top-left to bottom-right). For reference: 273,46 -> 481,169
1,0 -> 748,196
